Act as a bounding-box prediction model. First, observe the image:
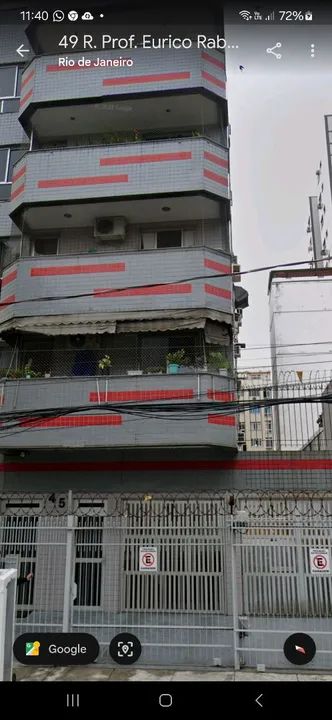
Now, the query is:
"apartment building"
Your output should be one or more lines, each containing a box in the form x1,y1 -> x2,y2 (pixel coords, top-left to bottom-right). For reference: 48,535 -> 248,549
237,370 -> 273,451
0,6 -> 246,489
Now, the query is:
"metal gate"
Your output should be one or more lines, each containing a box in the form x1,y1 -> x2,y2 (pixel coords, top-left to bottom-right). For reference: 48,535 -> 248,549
232,494 -> 332,670
1,491 -> 332,669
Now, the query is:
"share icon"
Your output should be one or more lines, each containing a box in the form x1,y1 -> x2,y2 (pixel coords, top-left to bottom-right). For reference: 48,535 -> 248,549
266,42 -> 282,59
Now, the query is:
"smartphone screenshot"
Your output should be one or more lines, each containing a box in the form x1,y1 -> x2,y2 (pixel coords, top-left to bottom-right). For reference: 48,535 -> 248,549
0,0 -> 331,714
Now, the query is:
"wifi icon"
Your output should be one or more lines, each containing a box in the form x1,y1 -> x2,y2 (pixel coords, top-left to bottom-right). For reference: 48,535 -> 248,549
239,10 -> 252,21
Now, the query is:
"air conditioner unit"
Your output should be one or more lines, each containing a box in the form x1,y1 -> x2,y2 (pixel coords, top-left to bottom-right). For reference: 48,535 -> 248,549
232,263 -> 241,282
94,216 -> 126,242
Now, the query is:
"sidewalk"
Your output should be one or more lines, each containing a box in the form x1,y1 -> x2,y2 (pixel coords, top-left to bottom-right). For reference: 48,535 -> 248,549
14,666 -> 332,682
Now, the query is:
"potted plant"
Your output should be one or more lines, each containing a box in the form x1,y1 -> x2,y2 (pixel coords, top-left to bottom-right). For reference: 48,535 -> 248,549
23,360 -> 41,380
98,355 -> 112,375
166,349 -> 187,374
208,351 -> 231,376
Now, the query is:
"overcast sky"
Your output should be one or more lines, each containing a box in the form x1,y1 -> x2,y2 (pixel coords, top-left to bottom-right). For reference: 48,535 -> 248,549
225,24 -> 331,371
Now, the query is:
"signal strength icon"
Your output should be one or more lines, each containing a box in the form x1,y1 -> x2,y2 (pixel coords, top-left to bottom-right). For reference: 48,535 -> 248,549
265,11 -> 275,21
239,10 -> 252,21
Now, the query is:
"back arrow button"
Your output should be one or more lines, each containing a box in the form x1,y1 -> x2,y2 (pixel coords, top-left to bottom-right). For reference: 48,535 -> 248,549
16,44 -> 30,58
255,693 -> 263,708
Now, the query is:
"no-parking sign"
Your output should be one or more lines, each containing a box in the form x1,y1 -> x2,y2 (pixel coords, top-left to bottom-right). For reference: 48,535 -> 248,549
139,547 -> 158,572
310,548 -> 330,575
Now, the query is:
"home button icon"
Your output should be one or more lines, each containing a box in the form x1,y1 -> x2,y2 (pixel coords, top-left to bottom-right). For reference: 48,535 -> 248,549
159,693 -> 173,708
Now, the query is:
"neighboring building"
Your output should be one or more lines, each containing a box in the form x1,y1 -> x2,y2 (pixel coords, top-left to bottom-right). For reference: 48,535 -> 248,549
237,370 -> 273,451
302,378 -> 332,451
268,268 -> 332,448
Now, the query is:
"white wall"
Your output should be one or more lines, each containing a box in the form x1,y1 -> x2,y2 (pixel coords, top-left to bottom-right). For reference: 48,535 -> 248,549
269,275 -> 332,449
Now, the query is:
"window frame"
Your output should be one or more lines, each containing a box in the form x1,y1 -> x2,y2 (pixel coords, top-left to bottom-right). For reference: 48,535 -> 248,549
0,66 -> 20,99
0,146 -> 26,185
0,66 -> 23,115
32,235 -> 59,257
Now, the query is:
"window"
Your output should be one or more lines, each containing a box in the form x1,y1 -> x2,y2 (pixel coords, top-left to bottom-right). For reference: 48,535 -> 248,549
249,389 -> 260,398
266,421 -> 272,434
0,66 -> 17,97
264,406 -> 272,415
251,438 -> 262,447
0,66 -> 22,114
266,438 -> 273,448
250,422 -> 261,432
0,147 -> 26,183
0,147 -> 26,200
156,230 -> 182,248
250,407 -> 261,415
33,237 -> 59,256
239,422 -> 245,431
0,237 -> 21,271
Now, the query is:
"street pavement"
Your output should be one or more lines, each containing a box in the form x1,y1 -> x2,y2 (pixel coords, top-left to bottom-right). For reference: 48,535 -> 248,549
14,665 -> 332,681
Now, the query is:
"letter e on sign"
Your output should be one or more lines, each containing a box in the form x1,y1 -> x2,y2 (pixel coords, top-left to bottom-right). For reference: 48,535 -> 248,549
310,548 -> 330,575
139,546 -> 158,572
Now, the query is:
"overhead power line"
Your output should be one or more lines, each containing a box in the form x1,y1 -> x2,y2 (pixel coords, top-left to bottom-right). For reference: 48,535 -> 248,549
0,392 -> 330,441
0,258 -> 321,307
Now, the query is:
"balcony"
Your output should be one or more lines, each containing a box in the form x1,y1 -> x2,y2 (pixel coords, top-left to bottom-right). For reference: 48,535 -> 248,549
9,137 -> 229,226
19,48 -> 227,126
0,372 -> 236,449
0,246 -> 233,327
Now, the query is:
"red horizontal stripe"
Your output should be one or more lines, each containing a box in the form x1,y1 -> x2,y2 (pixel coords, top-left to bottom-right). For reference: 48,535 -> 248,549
103,71 -> 191,86
207,390 -> 234,401
19,88 -> 33,107
201,70 -> 226,89
11,183 -> 25,201
100,151 -> 192,166
204,258 -> 231,274
89,389 -> 194,402
21,69 -> 35,89
38,174 -> 128,189
205,283 -> 231,299
0,294 -> 15,309
1,270 -> 17,287
46,63 -> 100,72
208,414 -> 236,426
203,151 -> 228,169
12,165 -> 26,184
94,283 -> 192,297
201,51 -> 225,70
204,168 -> 228,186
31,262 -> 126,277
1,458 -> 332,472
19,415 -> 122,428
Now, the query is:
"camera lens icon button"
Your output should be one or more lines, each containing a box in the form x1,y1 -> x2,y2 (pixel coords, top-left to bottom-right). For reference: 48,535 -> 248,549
109,633 -> 142,665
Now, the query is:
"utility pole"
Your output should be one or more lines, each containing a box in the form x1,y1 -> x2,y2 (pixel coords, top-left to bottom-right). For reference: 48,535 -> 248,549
308,196 -> 324,268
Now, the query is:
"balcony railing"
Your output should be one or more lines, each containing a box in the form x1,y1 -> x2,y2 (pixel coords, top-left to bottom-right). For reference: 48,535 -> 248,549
0,345 -> 231,379
10,136 -> 229,216
19,47 -> 227,121
0,371 -> 236,449
0,246 -> 233,325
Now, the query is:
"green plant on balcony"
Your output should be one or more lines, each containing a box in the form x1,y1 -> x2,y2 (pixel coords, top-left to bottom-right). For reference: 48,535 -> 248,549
98,355 -> 112,374
146,366 -> 164,375
24,362 -> 42,379
166,349 -> 188,374
208,351 -> 231,373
